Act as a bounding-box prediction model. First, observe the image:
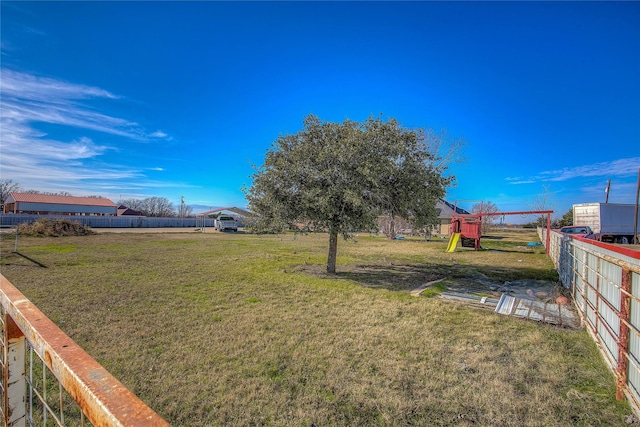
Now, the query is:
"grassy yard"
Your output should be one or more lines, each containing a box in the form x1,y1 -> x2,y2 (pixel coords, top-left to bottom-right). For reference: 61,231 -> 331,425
0,229 -> 632,426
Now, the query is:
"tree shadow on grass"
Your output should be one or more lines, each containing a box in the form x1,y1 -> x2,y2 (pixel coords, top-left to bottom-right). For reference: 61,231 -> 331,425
336,264 -> 448,291
458,264 -> 559,282
296,263 -> 446,291
2,252 -> 48,268
479,248 -> 544,254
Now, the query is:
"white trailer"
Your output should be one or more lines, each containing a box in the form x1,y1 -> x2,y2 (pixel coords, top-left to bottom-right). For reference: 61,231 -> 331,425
573,203 -> 639,244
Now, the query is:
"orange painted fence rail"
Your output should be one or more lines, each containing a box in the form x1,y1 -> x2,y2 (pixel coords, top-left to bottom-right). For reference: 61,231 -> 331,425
0,274 -> 170,427
539,227 -> 640,416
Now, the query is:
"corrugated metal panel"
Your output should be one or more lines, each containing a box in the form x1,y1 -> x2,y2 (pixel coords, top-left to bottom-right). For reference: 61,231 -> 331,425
585,293 -> 597,331
599,299 -> 621,337
573,237 -> 640,269
600,261 -> 622,328
15,202 -> 116,215
584,284 -> 596,319
543,226 -> 640,417
629,272 -> 640,408
598,260 -> 621,367
586,252 -> 598,285
0,213 -> 216,228
495,294 -> 580,328
599,318 -> 619,364
574,246 -> 586,294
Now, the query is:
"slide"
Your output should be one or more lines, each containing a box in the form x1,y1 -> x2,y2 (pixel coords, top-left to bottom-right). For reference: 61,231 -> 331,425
446,232 -> 460,253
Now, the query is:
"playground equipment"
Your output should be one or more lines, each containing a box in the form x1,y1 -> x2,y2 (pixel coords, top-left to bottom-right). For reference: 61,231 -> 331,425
446,203 -> 553,253
446,232 -> 461,253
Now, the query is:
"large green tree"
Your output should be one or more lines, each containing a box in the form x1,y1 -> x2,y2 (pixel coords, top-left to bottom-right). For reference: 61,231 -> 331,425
244,115 -> 454,273
556,209 -> 573,228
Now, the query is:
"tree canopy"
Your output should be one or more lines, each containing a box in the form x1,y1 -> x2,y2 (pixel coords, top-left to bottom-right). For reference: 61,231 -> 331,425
471,201 -> 500,233
556,209 -> 573,228
0,179 -> 21,205
244,115 -> 457,273
119,196 -> 177,217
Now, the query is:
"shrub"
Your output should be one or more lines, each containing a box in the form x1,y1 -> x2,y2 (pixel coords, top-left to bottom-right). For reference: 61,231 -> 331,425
17,219 -> 95,237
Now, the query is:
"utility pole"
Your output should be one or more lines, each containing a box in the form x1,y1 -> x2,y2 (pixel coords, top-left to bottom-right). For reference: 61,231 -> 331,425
605,180 -> 611,203
634,169 -> 639,244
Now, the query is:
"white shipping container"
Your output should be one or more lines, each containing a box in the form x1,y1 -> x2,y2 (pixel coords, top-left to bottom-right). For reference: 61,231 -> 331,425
573,203 -> 639,243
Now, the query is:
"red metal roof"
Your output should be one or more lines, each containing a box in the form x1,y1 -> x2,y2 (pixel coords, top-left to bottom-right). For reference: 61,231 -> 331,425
8,192 -> 117,207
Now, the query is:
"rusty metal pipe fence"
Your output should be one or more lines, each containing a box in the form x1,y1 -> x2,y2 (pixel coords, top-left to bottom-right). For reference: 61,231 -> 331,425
0,274 -> 170,427
539,227 -> 640,415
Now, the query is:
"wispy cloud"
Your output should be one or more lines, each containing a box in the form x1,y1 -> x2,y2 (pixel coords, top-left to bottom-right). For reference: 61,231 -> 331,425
505,178 -> 536,185
0,69 -> 172,196
0,69 -> 151,140
2,69 -> 119,100
507,157 -> 640,185
150,130 -> 169,138
578,180 -> 639,204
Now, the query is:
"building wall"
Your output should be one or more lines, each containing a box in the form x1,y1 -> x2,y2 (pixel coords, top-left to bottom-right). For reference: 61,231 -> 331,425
12,202 -> 116,216
438,220 -> 451,236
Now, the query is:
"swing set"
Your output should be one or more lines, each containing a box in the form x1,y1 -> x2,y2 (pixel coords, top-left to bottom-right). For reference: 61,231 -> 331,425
446,201 -> 553,254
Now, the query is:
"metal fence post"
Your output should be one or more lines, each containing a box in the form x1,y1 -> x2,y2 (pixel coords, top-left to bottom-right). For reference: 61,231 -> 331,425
3,313 -> 26,426
546,213 -> 551,254
617,267 -> 632,401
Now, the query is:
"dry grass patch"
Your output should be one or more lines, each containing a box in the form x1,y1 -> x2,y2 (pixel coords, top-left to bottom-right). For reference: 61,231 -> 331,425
16,218 -> 95,236
0,230 -> 633,426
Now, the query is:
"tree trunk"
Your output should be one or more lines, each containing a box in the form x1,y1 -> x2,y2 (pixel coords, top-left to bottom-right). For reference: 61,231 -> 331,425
327,226 -> 338,274
389,214 -> 396,239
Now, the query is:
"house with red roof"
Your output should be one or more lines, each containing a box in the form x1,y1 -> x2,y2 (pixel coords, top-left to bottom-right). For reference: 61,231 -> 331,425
3,193 -> 117,216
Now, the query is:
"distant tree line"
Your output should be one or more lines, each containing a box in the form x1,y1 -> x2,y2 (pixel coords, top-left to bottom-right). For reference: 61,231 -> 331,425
471,201 -> 499,233
522,209 -> 572,229
119,196 -> 193,217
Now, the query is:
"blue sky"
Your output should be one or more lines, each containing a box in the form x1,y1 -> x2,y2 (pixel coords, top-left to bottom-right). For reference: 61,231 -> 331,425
1,1 -> 639,220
